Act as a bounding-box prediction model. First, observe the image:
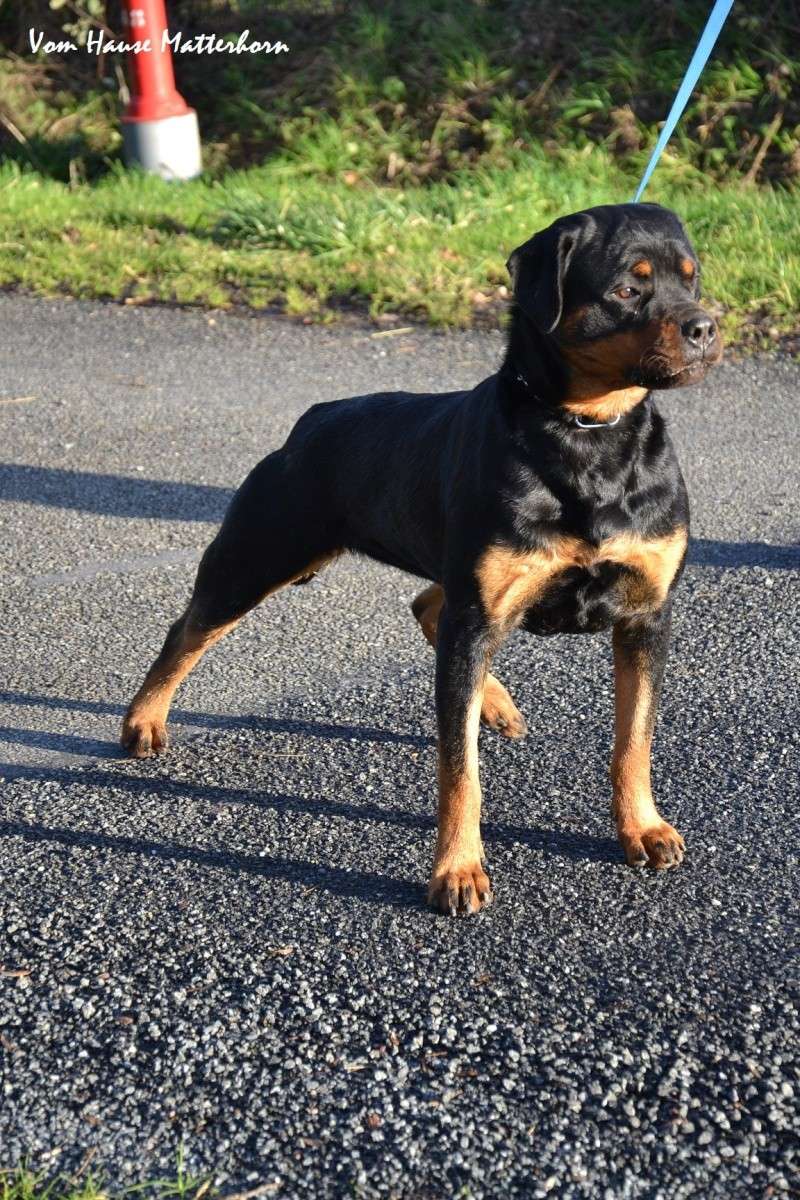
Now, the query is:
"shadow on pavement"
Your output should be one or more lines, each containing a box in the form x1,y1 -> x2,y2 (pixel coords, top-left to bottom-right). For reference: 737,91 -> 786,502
0,760 -> 622,876
688,538 -> 799,570
0,814 -> 424,910
0,691 -> 431,751
0,725 -> 117,758
0,463 -> 231,522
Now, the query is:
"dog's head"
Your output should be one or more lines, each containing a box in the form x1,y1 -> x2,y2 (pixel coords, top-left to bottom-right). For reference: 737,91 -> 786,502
507,204 -> 723,412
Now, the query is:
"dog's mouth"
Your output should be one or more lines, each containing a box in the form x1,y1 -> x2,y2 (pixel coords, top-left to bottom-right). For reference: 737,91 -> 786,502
633,360 -> 705,388
560,316 -> 724,397
624,313 -> 725,391
632,351 -> 722,391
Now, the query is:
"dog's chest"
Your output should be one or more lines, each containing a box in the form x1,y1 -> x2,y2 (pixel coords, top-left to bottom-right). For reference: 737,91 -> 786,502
477,528 -> 687,634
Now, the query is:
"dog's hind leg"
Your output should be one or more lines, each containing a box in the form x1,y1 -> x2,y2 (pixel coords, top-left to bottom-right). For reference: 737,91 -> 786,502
411,583 -> 527,738
121,452 -> 339,758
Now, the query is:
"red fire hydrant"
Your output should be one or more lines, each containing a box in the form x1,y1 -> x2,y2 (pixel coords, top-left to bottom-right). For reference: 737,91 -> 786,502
120,0 -> 201,179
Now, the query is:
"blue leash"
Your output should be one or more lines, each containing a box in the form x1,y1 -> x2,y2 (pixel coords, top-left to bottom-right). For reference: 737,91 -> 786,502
633,0 -> 735,202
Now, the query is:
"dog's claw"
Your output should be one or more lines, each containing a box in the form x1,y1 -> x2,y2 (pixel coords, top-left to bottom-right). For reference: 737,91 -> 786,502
481,708 -> 527,739
480,676 -> 527,739
620,821 -> 685,870
121,712 -> 169,759
428,863 -> 493,916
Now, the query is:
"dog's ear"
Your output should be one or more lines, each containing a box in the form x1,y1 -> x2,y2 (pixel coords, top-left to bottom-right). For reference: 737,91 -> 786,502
507,213 -> 595,333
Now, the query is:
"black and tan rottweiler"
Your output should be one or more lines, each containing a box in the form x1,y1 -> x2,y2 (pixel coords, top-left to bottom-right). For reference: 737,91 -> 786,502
122,202 -> 722,915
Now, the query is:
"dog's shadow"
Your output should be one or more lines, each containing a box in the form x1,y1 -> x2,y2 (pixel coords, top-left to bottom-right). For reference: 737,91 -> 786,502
0,691 -> 622,910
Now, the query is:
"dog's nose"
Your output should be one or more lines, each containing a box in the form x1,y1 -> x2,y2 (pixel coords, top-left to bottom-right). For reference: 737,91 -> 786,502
681,313 -> 716,352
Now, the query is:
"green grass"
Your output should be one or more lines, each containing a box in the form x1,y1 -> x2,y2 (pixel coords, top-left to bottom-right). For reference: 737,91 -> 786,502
0,1155 -> 217,1200
2,147 -> 798,344
0,1152 -> 280,1200
1,0 -> 797,343
2,1 -> 798,186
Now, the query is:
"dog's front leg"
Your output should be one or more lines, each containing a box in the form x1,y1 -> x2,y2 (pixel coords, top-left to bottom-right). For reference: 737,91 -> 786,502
611,606 -> 685,869
428,600 -> 493,915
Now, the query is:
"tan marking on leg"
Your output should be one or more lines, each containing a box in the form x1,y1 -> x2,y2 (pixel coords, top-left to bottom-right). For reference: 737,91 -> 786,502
411,583 -> 526,736
428,686 -> 491,914
411,583 -> 444,648
122,551 -> 340,758
611,633 -> 684,869
122,615 -> 238,758
476,538 -> 585,626
598,527 -> 688,610
480,673 -> 527,737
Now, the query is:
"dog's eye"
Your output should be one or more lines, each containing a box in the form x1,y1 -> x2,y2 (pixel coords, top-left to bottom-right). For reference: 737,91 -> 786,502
614,286 -> 640,300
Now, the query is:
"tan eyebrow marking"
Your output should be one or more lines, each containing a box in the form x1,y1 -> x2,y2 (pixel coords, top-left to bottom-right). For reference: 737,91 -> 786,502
631,260 -> 652,278
680,257 -> 696,278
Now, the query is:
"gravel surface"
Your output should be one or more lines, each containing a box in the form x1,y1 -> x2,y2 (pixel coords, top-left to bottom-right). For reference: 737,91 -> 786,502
0,296 -> 798,1198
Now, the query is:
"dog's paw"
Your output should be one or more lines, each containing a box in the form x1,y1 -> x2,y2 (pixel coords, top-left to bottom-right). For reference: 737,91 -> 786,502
481,675 -> 527,739
620,821 -> 685,870
427,863 -> 493,916
121,711 -> 169,759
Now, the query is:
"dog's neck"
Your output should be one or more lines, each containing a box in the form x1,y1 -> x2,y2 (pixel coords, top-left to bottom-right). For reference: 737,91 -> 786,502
501,305 -> 647,422
501,304 -> 567,406
562,385 -> 648,422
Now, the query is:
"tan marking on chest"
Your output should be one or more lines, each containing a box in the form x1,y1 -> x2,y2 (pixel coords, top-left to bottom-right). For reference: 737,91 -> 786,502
477,527 -> 687,626
601,528 -> 688,609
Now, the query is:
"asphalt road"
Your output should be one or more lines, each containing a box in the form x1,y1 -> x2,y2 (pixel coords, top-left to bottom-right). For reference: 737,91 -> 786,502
0,296 -> 798,1199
